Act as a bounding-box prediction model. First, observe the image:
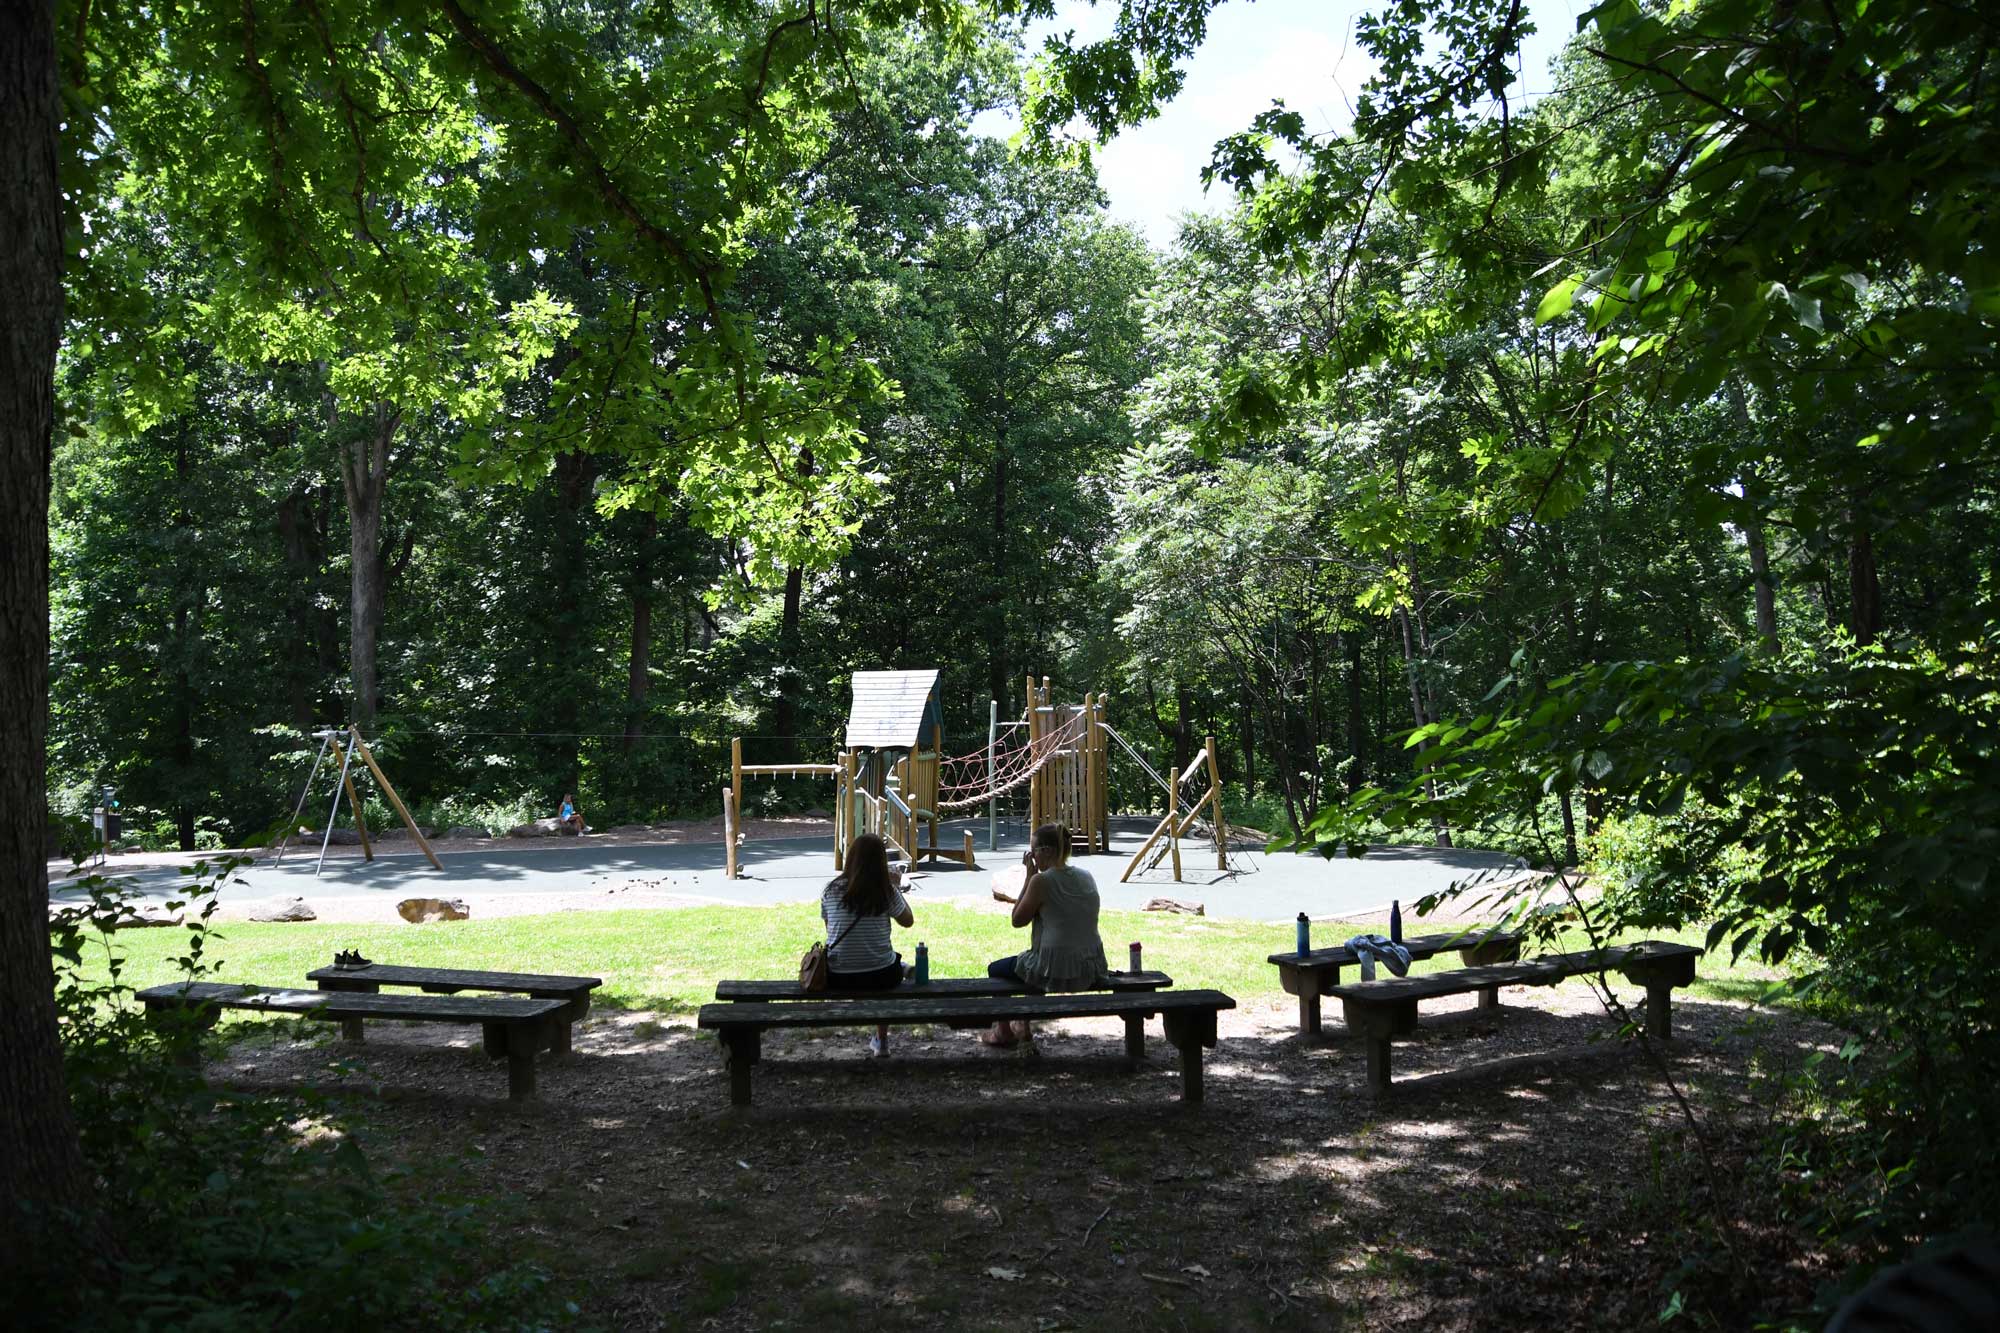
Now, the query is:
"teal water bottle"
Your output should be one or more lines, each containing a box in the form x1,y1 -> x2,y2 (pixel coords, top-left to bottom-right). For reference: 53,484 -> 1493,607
913,942 -> 929,985
1296,912 -> 1310,955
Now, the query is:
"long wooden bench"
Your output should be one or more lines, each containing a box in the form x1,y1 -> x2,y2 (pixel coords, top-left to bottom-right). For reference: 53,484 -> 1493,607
1268,928 -> 1523,1035
137,981 -> 568,1101
715,971 -> 1173,1055
696,990 -> 1236,1106
306,962 -> 602,1055
1328,941 -> 1701,1094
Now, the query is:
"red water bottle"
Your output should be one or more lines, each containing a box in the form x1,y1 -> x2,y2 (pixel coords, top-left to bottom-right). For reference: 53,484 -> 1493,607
1129,941 -> 1142,973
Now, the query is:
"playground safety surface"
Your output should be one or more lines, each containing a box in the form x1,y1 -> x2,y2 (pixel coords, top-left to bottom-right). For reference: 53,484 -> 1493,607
49,815 -> 1527,927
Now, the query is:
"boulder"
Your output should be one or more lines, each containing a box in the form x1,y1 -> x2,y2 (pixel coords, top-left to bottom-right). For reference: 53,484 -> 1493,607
249,896 -> 317,923
443,826 -> 487,841
397,897 -> 471,923
373,826 -> 438,841
110,905 -> 182,929
507,818 -> 562,838
610,824 -> 652,836
1142,897 -> 1206,916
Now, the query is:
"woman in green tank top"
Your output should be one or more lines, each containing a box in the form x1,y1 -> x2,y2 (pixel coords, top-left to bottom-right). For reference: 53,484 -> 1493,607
985,822 -> 1110,1047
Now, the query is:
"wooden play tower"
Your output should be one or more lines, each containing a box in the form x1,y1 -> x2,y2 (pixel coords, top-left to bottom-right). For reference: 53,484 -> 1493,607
723,670 -> 1224,883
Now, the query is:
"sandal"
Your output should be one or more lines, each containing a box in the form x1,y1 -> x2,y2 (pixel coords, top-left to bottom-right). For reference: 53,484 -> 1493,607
979,1023 -> 1017,1049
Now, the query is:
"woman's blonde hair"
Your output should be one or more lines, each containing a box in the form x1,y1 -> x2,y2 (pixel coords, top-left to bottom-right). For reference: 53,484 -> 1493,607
1031,823 -> 1071,862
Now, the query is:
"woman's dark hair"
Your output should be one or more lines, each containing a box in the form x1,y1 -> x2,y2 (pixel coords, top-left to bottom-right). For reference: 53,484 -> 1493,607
841,833 -> 894,915
1032,823 -> 1070,862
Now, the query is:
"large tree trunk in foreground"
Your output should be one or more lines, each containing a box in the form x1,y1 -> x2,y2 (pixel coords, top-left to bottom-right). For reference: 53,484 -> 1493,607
0,0 -> 93,1267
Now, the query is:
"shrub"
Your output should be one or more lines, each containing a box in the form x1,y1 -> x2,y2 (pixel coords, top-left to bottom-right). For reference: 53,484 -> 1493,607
15,866 -> 574,1331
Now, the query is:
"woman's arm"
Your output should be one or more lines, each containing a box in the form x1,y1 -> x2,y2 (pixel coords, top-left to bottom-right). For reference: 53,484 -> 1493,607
1010,873 -> 1045,930
890,885 -> 915,929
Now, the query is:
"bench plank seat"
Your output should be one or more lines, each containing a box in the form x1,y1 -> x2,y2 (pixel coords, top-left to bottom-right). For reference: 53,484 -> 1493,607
1267,929 -> 1522,1036
696,989 -> 1235,1107
1326,941 -> 1701,1094
307,962 -> 602,1054
714,970 -> 1172,1002
137,981 -> 568,1101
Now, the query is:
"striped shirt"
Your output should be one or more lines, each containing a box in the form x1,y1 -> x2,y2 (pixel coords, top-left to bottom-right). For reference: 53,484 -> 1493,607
821,878 -> 909,973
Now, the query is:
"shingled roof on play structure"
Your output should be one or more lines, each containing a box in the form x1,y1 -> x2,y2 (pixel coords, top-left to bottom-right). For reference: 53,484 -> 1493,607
844,669 -> 943,751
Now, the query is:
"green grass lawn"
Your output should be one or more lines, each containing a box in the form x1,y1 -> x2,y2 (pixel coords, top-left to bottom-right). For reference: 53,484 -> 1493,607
70,903 -> 1784,1023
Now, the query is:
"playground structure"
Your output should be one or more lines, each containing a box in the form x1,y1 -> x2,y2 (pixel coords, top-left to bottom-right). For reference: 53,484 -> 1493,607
724,672 -> 1231,884
276,726 -> 441,875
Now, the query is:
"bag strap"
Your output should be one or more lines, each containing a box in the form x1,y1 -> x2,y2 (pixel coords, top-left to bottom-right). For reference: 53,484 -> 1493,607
824,908 -> 865,957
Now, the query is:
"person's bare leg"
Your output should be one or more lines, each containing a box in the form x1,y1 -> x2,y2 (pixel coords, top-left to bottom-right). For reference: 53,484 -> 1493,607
1012,1020 -> 1033,1044
980,1021 -> 1016,1048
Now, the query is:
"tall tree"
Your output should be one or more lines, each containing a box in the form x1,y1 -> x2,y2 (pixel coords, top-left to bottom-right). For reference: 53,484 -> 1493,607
0,0 -> 89,1262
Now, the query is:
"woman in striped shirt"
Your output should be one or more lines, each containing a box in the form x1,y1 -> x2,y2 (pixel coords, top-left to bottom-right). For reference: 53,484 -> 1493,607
822,832 -> 915,1057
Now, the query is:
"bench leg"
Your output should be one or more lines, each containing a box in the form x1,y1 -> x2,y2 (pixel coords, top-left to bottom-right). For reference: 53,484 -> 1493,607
1298,987 -> 1321,1037
507,1050 -> 536,1101
721,1030 -> 761,1107
317,978 -> 378,1042
1476,985 -> 1499,1012
1123,1014 -> 1146,1063
148,1002 -> 219,1065
1363,1032 -> 1392,1096
1645,983 -> 1673,1040
551,1020 -> 573,1057
1178,1040 -> 1204,1104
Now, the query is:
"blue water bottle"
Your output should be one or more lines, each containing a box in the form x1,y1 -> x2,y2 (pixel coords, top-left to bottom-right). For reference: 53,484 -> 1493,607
1296,912 -> 1311,956
913,942 -> 929,985
1390,899 -> 1403,944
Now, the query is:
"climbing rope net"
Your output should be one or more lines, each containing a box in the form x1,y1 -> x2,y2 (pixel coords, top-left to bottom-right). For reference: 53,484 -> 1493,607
929,709 -> 1089,812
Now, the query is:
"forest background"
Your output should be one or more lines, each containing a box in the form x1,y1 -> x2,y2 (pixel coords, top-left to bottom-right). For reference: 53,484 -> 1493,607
13,0 -> 2000,1319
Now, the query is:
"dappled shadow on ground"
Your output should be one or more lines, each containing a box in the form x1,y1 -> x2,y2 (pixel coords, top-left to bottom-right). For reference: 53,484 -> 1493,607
196,986 -> 1842,1331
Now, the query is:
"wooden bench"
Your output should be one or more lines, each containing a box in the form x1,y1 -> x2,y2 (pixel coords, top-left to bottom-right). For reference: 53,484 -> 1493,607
1328,941 -> 1701,1094
1268,928 -> 1523,1035
137,981 -> 568,1101
306,962 -> 602,1055
715,972 -> 1174,1061
695,989 -> 1236,1106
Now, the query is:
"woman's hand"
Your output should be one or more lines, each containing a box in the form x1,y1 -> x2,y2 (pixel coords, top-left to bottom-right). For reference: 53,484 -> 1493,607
992,888 -> 1017,905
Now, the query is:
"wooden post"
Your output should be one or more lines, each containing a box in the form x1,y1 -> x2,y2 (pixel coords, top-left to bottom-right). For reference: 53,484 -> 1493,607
837,751 -> 855,869
1024,674 -> 1038,831
1167,753 -> 1182,882
723,785 -> 739,878
328,736 -> 373,862
731,737 -> 743,837
1204,734 -> 1227,870
349,731 -> 441,870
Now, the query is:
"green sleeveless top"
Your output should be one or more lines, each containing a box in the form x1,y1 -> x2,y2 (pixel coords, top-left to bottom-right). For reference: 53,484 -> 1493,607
1020,865 -> 1109,992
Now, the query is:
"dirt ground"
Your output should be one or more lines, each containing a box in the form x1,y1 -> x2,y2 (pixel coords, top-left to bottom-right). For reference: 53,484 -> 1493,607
209,981 -> 1842,1331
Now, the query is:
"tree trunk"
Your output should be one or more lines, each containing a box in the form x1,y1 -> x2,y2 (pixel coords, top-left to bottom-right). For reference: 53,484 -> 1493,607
1848,522 -> 1881,647
1396,605 -> 1453,849
1739,459 -> 1779,652
988,440 -> 1009,704
1345,630 -> 1367,791
772,563 -> 803,763
174,600 -> 197,851
337,404 -> 398,730
276,487 -> 323,734
1238,693 -> 1256,794
1558,787 -> 1578,868
624,514 -> 656,755
0,0 -> 93,1263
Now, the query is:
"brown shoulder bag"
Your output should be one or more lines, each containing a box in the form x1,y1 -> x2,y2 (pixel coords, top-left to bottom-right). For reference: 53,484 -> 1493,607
800,914 -> 863,992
